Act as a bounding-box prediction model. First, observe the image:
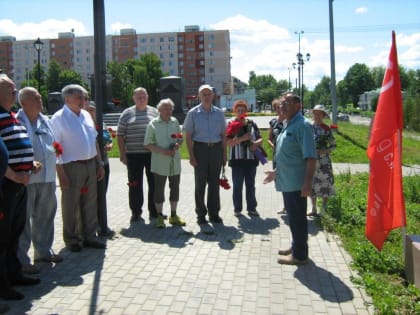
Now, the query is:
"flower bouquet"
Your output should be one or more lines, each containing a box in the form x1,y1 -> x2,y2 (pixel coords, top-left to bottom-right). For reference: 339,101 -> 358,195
226,113 -> 248,138
169,132 -> 183,150
52,141 -> 63,157
219,166 -> 231,190
316,134 -> 331,150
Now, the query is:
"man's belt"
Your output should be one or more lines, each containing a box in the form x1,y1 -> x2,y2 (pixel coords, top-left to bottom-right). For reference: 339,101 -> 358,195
194,141 -> 221,147
73,158 -> 95,164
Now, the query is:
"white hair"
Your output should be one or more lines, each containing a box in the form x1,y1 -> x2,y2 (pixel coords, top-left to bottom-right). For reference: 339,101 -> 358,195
157,98 -> 175,110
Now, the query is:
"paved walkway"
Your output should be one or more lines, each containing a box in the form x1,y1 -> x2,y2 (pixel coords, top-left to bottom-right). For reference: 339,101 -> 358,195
4,159 -> 382,315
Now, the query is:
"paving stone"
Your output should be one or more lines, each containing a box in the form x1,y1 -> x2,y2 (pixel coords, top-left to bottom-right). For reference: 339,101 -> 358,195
6,159 -> 375,314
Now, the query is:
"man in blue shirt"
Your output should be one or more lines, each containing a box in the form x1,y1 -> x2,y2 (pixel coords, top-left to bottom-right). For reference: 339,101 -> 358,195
183,84 -> 226,226
264,93 -> 316,265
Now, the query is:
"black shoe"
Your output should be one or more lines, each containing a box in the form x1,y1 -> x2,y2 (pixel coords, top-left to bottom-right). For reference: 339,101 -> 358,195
0,288 -> 24,300
197,217 -> 208,225
83,239 -> 106,249
68,244 -> 82,252
130,213 -> 140,223
248,210 -> 260,217
98,228 -> 115,237
209,216 -> 223,224
150,214 -> 167,220
11,275 -> 40,286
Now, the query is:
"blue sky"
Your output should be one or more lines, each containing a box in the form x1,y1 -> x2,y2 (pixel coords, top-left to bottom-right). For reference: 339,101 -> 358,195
1,0 -> 419,89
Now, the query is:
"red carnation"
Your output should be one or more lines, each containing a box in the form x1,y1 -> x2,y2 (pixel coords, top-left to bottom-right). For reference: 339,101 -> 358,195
219,167 -> 231,190
52,141 -> 63,157
80,186 -> 89,194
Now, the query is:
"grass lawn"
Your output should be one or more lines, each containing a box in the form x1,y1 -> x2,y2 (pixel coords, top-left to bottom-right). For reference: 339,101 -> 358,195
323,173 -> 420,314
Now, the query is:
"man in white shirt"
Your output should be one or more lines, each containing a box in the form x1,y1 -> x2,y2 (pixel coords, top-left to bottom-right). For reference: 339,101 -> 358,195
50,84 -> 105,252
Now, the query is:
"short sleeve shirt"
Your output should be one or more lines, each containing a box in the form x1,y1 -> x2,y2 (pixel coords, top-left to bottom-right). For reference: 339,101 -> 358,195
144,116 -> 182,176
117,105 -> 159,154
182,104 -> 226,143
275,112 -> 316,192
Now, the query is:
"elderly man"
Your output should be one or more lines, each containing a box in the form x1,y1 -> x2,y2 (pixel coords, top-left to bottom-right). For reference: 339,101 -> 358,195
264,93 -> 316,265
0,76 -> 40,300
16,87 -> 62,274
117,87 -> 158,223
183,84 -> 227,226
50,84 -> 105,252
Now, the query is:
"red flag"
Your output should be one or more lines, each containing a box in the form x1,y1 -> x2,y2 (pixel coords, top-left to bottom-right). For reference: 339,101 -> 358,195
366,31 -> 406,251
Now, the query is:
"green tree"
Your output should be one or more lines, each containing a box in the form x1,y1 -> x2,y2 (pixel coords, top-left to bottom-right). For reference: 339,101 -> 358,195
58,69 -> 85,89
336,80 -> 349,107
107,61 -> 133,108
46,60 -> 63,93
343,63 -> 375,107
248,73 -> 279,105
311,76 -> 331,107
370,66 -> 385,88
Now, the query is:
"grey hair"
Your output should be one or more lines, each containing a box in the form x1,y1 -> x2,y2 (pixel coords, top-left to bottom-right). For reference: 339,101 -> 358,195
61,84 -> 88,101
17,86 -> 38,105
133,87 -> 148,95
157,98 -> 175,110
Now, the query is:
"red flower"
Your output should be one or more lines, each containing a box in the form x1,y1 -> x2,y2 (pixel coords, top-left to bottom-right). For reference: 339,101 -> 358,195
171,132 -> 183,139
226,114 -> 248,138
52,141 -> 63,157
127,181 -> 138,187
219,167 -> 231,190
330,124 -> 338,130
0,212 -> 4,220
320,123 -> 330,131
226,120 -> 244,137
108,127 -> 117,138
80,186 -> 89,194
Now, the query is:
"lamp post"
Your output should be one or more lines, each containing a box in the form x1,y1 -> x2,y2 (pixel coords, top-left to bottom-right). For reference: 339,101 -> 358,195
294,31 -> 310,114
33,37 -> 44,92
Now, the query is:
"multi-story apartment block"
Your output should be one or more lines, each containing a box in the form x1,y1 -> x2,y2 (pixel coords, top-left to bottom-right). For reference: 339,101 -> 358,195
0,25 -> 231,101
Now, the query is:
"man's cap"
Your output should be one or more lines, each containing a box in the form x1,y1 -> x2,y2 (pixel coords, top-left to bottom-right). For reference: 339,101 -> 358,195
198,84 -> 213,93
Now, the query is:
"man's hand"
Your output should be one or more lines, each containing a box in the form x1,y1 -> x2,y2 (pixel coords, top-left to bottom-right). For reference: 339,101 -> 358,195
96,165 -> 105,181
189,155 -> 198,167
263,170 -> 276,184
32,161 -> 43,174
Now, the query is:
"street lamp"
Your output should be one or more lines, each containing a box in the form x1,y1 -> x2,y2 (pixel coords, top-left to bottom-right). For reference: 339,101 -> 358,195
294,31 -> 310,114
287,66 -> 292,91
33,37 -> 44,92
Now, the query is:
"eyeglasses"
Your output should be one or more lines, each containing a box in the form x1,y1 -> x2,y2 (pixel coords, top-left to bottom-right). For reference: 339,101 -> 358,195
280,101 -> 297,106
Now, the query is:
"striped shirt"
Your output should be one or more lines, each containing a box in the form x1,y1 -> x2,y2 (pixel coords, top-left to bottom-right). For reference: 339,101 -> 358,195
117,105 -> 158,154
0,108 -> 33,171
228,119 -> 261,162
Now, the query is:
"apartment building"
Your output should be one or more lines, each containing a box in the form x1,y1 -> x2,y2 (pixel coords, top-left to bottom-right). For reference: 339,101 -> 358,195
0,25 -> 231,99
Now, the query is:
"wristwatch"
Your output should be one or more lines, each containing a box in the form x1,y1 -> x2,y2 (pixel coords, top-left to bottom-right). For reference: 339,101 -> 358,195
97,160 -> 105,167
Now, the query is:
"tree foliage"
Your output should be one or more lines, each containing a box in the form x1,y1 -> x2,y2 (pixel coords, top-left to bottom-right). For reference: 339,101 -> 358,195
46,60 -> 63,93
107,53 -> 166,108
343,63 -> 375,107
248,72 -> 290,106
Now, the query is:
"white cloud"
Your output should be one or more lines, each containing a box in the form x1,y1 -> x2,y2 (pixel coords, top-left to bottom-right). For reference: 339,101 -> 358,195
355,7 -> 368,14
1,15 -> 418,89
0,18 -> 88,40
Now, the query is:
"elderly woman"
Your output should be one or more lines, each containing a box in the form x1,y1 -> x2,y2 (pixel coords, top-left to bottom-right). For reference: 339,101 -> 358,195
226,99 -> 263,217
144,98 -> 185,228
309,105 -> 336,216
